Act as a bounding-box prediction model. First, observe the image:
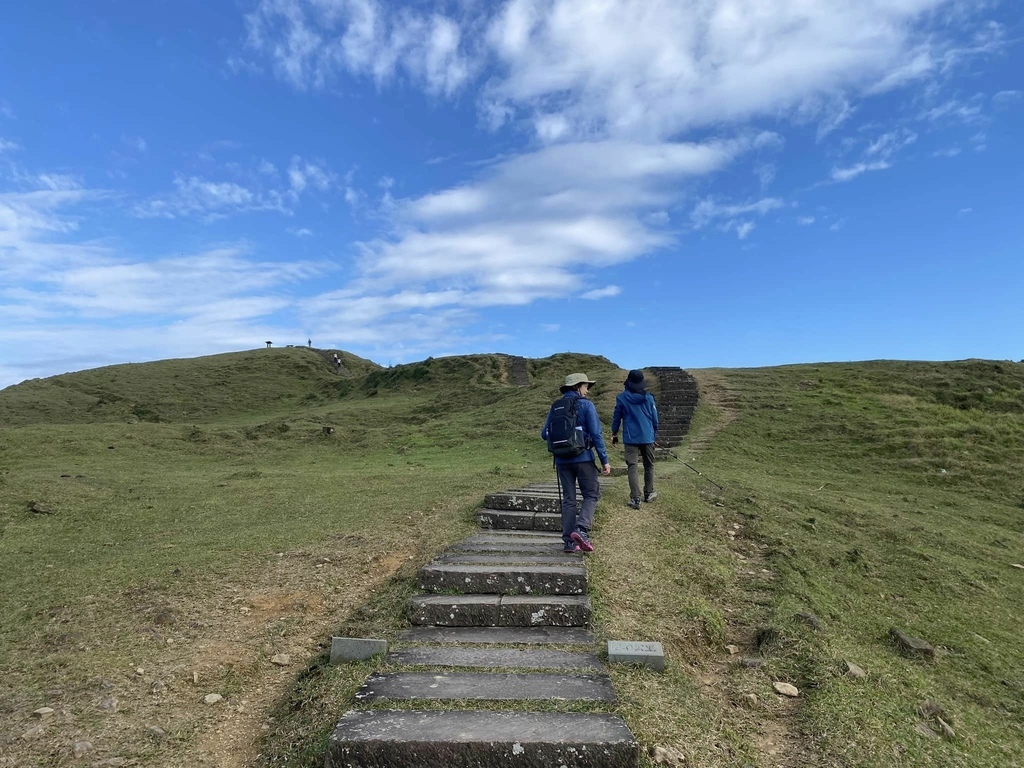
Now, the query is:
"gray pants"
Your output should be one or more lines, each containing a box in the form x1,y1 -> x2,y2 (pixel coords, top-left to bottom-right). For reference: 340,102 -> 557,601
556,461 -> 600,541
624,443 -> 656,501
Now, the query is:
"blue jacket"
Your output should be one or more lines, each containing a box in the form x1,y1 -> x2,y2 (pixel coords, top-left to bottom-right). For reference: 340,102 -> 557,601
611,389 -> 659,445
541,391 -> 609,465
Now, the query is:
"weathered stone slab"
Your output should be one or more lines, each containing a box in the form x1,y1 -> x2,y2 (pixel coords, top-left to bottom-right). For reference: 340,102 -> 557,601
409,595 -> 499,627
326,709 -> 639,768
485,493 -> 560,514
435,554 -> 580,565
387,646 -> 604,671
463,536 -> 563,547
418,564 -> 587,595
477,509 -> 535,530
499,595 -> 591,627
398,626 -> 595,645
356,671 -> 616,702
607,640 -> 665,672
330,637 -> 388,664
452,541 -> 567,554
464,532 -> 561,544
532,513 -> 562,532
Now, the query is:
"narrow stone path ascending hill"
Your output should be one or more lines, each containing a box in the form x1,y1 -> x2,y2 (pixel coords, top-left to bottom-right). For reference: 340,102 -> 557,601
646,366 -> 700,448
325,479 -> 639,767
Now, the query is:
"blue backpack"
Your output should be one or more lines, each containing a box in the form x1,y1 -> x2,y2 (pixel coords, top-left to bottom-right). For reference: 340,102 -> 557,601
546,396 -> 588,458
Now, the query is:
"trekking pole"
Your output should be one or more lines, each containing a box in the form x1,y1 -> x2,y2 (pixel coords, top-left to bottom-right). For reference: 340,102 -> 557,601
655,442 -> 724,490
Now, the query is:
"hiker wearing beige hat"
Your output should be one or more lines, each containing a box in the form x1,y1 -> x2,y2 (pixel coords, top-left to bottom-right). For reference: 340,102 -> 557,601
541,372 -> 611,553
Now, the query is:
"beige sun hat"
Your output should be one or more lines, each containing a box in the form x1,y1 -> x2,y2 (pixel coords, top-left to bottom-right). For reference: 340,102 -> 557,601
560,372 -> 597,391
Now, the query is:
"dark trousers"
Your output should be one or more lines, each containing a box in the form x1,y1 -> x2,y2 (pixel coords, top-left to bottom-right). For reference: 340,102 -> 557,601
624,443 -> 656,500
556,461 -> 600,541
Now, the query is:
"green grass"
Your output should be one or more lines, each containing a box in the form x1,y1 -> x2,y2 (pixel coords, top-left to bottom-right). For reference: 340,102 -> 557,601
1,353 -> 1022,767
685,360 -> 1024,767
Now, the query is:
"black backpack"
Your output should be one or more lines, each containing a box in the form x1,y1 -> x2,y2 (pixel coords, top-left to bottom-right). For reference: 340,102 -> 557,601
546,395 -> 588,458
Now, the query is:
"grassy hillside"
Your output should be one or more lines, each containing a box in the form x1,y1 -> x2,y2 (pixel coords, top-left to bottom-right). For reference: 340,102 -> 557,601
701,359 -> 1024,766
0,347 -> 380,426
1,352 -> 1022,767
594,358 -> 1024,768
0,349 -> 627,766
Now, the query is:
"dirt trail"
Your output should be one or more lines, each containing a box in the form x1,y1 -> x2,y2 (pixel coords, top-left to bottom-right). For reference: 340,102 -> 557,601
691,371 -> 821,768
0,541 -> 415,768
193,550 -> 413,768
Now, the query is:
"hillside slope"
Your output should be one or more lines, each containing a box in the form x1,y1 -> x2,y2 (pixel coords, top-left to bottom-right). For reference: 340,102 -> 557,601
0,347 -> 380,426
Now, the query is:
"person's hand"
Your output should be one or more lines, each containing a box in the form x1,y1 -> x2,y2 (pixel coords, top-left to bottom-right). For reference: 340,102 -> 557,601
611,435 -> 619,446
601,463 -> 611,475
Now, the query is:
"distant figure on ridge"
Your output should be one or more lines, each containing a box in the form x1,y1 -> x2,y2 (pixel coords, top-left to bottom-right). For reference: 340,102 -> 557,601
611,369 -> 659,509
331,353 -> 341,373
542,373 -> 611,553
308,338 -> 312,348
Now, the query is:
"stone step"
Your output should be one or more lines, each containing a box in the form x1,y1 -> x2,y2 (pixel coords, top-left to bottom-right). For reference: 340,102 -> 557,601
478,509 -> 562,531
409,594 -> 591,627
326,710 -> 639,768
356,671 -> 617,703
398,626 -> 595,645
436,553 -> 581,565
485,493 -> 560,513
418,564 -> 587,595
468,536 -> 565,540
387,646 -> 604,670
452,541 -> 569,554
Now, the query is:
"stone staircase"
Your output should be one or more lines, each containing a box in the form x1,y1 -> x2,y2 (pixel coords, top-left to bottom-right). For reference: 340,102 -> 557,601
326,480 -> 639,767
647,366 -> 699,448
509,355 -> 531,386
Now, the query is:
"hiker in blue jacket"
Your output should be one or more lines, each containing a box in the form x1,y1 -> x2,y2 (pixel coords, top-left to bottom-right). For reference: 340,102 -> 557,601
541,373 -> 611,553
611,369 -> 659,509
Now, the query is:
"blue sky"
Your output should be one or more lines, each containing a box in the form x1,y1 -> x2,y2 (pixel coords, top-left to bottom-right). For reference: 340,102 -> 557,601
1,0 -> 1021,389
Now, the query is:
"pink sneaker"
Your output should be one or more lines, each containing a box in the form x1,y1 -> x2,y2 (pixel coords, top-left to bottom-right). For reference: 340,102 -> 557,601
570,529 -> 594,553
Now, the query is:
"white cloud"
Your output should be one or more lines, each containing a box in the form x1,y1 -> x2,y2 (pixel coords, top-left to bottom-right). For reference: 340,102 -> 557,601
135,156 -> 333,220
0,231 -> 325,386
484,0 -> 989,141
239,0 -> 997,143
824,125 -> 916,184
0,137 -> 19,153
287,156 -> 334,193
0,162 -> 337,386
865,128 -> 917,158
580,285 -> 621,300
124,135 -> 147,153
735,221 -> 755,240
993,90 -> 1022,108
288,226 -> 314,237
135,175 -> 284,219
797,216 -> 816,225
301,135 -> 772,339
815,98 -> 856,141
243,0 -> 476,96
920,99 -> 984,123
958,207 -> 973,215
691,197 -> 784,229
932,147 -> 961,158
831,161 -> 891,182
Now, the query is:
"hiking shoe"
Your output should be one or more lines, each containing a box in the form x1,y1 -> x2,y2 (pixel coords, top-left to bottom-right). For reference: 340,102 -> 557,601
570,529 -> 595,553
563,541 -> 581,553
627,497 -> 641,510
644,491 -> 658,503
